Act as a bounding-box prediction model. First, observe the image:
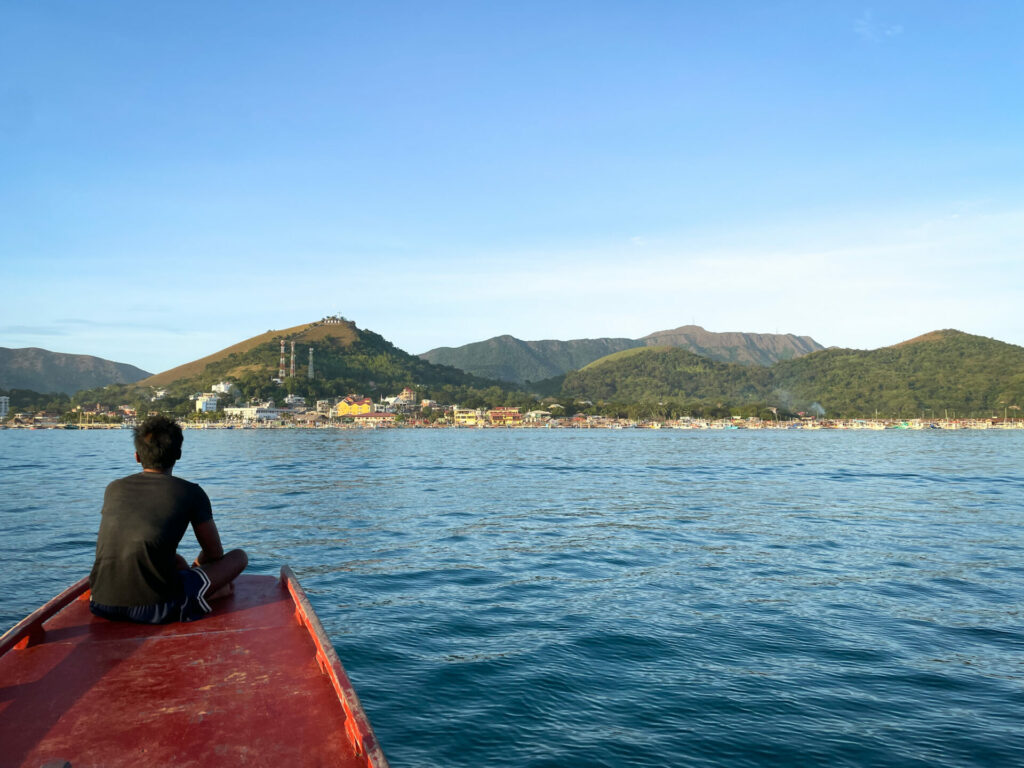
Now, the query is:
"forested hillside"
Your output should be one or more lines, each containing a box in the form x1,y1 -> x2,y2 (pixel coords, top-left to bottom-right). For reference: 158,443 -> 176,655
562,330 -> 1024,418
421,325 -> 824,384
421,335 -> 641,384
566,348 -> 769,402
771,330 -> 1024,417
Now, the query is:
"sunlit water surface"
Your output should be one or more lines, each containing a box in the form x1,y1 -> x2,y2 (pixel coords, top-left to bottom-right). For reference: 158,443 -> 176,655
2,429 -> 1023,767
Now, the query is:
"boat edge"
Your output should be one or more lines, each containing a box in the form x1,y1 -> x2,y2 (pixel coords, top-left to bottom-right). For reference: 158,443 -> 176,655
280,564 -> 390,768
0,576 -> 90,655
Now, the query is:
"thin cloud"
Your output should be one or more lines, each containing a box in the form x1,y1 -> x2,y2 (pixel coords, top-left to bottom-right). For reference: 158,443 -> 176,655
0,324 -> 68,336
55,318 -> 177,332
855,10 -> 904,43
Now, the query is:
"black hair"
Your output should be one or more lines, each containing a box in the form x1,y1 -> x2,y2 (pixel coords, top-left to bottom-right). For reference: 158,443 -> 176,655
134,415 -> 183,470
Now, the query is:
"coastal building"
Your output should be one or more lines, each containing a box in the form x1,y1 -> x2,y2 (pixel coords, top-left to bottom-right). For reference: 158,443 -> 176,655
316,399 -> 335,415
336,395 -> 373,417
487,407 -> 522,426
33,412 -> 61,428
394,387 -> 416,404
284,394 -> 306,407
195,394 -> 219,413
224,402 -> 280,421
453,406 -> 484,427
352,412 -> 397,427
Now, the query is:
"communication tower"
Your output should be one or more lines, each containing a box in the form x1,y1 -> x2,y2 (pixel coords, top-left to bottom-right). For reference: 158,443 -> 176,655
278,340 -> 286,380
290,341 -> 296,378
308,347 -> 314,379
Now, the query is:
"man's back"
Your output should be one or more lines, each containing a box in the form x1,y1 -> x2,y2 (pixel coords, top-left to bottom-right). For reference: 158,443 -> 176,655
89,473 -> 212,606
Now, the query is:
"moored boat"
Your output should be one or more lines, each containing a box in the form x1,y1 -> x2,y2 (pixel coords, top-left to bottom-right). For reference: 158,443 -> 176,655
0,566 -> 388,768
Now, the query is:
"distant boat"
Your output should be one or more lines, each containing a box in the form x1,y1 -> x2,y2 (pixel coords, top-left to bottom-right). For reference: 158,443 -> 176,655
0,566 -> 389,767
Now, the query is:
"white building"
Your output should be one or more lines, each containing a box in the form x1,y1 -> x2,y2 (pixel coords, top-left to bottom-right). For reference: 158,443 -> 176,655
284,394 -> 306,407
195,394 -> 219,413
224,403 -> 280,421
211,381 -> 234,394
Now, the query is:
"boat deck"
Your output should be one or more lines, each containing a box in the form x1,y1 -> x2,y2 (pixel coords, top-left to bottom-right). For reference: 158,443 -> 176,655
0,570 -> 386,768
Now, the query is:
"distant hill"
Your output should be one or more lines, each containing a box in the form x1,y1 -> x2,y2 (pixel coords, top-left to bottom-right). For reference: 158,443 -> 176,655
139,319 -> 360,388
0,347 -> 150,395
420,335 -> 641,385
566,347 -> 771,404
420,325 -> 824,384
770,329 -> 1024,416
640,325 -> 822,366
131,317 -> 493,404
563,330 -> 1024,418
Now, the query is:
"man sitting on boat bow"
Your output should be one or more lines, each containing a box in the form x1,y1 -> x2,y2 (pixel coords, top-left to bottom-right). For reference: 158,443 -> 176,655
88,415 -> 248,623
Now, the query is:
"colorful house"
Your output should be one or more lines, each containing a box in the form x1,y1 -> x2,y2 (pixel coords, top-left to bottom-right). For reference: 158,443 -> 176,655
394,387 -> 417,404
487,407 -> 522,426
336,395 -> 373,417
453,407 -> 483,426
352,412 -> 397,427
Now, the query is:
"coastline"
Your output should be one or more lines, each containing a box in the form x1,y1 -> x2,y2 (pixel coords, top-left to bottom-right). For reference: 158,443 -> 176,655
4,418 -> 1022,432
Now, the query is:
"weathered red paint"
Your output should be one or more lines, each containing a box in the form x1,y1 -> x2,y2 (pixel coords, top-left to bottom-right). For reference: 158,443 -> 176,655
0,567 -> 389,768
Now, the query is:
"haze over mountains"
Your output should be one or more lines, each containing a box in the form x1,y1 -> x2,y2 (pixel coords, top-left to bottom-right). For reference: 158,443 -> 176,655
0,347 -> 150,395
420,325 -> 824,384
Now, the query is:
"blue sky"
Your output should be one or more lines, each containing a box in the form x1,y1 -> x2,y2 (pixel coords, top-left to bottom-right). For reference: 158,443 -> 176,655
2,1 -> 1022,374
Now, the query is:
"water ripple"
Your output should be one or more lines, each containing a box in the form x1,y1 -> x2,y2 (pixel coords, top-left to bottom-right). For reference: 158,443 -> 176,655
2,429 -> 1023,767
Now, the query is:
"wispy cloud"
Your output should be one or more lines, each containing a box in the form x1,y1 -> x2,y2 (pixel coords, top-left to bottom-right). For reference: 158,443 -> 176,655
0,324 -> 68,336
855,10 -> 904,43
55,318 -> 178,333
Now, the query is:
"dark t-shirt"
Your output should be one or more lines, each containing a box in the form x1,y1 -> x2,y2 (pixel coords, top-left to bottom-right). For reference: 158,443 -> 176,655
89,472 -> 213,607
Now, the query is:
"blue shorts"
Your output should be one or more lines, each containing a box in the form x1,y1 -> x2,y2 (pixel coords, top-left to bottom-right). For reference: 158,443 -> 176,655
90,567 -> 213,624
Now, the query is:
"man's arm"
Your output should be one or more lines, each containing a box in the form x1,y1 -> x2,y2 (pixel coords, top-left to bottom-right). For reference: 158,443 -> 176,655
192,519 -> 225,565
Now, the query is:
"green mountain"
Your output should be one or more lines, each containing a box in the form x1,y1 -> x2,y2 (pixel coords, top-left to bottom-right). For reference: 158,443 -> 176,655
0,347 -> 150,395
562,330 -> 1024,418
420,326 -> 824,384
91,317 -> 497,413
565,347 -> 771,404
770,330 -> 1024,417
420,335 -> 641,385
640,325 -> 822,366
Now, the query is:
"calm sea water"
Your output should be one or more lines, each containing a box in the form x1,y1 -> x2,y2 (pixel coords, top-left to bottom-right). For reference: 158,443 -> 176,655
2,429 -> 1023,767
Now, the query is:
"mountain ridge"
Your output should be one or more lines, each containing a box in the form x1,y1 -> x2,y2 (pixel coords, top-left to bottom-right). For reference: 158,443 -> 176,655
139,319 -> 360,388
0,347 -> 151,395
420,325 -> 825,384
563,329 -> 1024,417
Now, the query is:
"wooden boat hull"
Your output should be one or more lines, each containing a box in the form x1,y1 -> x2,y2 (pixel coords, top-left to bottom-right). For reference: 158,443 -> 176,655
0,566 -> 388,768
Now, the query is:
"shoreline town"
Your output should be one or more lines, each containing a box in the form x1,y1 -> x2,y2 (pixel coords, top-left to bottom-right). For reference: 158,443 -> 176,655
2,386 -> 1021,432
